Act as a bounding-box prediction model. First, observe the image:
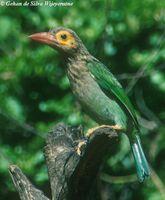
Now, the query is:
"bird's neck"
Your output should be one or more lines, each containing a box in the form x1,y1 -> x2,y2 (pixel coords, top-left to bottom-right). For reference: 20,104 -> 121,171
67,43 -> 90,60
65,48 -> 91,90
66,44 -> 89,72
66,54 -> 88,78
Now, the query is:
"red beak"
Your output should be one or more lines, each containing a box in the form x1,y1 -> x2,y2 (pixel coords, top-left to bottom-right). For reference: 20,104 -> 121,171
29,32 -> 56,45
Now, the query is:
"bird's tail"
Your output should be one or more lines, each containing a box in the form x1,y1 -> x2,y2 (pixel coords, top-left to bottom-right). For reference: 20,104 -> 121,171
130,133 -> 150,182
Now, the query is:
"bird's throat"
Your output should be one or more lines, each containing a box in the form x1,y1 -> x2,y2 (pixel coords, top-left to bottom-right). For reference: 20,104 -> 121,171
67,55 -> 88,83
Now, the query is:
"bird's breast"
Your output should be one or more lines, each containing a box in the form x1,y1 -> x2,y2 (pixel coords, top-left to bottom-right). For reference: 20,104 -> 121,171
66,60 -> 127,127
67,60 -> 96,99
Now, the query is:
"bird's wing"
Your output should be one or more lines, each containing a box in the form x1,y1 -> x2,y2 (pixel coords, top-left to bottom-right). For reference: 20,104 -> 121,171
87,61 -> 139,127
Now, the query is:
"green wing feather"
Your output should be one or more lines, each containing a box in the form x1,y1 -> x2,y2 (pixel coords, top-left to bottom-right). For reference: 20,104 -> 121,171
87,61 -> 139,128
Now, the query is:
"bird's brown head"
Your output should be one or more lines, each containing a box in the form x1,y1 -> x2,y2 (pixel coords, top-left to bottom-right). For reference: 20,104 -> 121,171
29,27 -> 84,56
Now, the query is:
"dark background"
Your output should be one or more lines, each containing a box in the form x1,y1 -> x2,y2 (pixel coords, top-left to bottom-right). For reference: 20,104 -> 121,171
0,0 -> 165,199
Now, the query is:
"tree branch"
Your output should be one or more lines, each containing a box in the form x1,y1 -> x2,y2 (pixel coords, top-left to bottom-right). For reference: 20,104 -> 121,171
9,123 -> 118,200
9,165 -> 50,200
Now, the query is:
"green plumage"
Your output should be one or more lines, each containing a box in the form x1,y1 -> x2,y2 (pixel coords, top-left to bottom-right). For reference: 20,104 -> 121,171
87,60 -> 150,182
30,27 -> 150,182
87,61 -> 139,127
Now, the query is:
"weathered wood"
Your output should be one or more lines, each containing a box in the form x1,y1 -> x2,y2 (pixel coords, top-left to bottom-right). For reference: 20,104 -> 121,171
9,165 -> 50,200
9,123 -> 118,200
69,126 -> 118,200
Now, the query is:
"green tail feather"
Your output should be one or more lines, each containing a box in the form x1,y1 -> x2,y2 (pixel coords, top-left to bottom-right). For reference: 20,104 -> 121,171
131,135 -> 150,182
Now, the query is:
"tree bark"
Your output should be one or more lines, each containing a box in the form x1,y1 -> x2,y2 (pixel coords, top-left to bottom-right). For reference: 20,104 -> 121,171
9,123 -> 118,200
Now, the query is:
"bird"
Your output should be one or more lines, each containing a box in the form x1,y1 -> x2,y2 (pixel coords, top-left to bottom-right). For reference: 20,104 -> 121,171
29,27 -> 150,182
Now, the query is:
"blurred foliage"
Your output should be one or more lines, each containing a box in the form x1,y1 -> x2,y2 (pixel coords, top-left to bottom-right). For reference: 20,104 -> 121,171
0,0 -> 165,199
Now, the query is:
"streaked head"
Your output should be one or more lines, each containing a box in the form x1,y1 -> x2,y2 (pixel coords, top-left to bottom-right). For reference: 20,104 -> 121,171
29,27 -> 84,55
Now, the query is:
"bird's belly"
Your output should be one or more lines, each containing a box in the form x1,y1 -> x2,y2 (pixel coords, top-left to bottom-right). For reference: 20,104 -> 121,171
72,80 -> 127,129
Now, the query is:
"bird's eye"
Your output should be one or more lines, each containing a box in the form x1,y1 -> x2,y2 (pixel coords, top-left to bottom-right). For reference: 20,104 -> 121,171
61,34 -> 67,40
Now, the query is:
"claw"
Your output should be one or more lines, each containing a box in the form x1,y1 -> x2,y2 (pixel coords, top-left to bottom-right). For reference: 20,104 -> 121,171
76,140 -> 86,156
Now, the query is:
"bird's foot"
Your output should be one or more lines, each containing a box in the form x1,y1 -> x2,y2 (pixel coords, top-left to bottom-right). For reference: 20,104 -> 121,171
86,124 -> 123,138
76,140 -> 86,156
